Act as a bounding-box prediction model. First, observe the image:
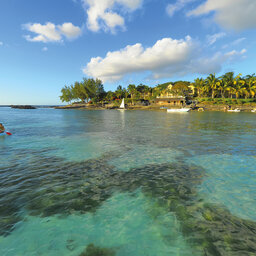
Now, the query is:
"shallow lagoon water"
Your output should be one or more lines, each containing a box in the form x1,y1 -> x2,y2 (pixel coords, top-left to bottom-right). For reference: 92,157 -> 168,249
0,107 -> 256,255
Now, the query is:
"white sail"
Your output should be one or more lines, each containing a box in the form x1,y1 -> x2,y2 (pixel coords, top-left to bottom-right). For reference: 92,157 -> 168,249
120,98 -> 125,109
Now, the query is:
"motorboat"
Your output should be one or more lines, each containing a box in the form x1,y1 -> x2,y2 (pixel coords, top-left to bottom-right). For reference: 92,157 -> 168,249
167,108 -> 190,113
227,109 -> 240,112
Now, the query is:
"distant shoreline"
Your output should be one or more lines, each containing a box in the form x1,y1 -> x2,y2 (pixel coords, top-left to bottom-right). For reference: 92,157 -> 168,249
55,103 -> 256,112
0,105 -> 64,108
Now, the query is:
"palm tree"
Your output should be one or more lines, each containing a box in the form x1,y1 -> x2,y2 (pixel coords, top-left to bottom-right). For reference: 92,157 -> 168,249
152,86 -> 161,98
206,74 -> 219,99
232,78 -> 247,99
128,84 -> 137,105
244,74 -> 256,98
221,72 -> 234,98
246,77 -> 256,98
221,72 -> 243,98
217,79 -> 236,99
192,78 -> 205,98
115,85 -> 124,99
244,73 -> 256,81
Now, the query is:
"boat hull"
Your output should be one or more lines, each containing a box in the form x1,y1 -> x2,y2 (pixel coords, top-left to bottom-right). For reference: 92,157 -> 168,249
227,110 -> 240,112
0,131 -> 12,136
167,108 -> 190,113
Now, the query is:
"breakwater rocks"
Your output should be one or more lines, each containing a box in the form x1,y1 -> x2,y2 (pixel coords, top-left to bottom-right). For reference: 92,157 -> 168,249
1,149 -> 256,255
10,105 -> 36,109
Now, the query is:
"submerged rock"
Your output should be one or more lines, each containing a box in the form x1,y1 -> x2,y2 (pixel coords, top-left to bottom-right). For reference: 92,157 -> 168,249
1,148 -> 256,255
79,244 -> 115,256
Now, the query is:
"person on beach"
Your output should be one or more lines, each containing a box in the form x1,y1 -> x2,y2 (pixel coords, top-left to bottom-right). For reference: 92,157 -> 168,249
0,123 -> 5,133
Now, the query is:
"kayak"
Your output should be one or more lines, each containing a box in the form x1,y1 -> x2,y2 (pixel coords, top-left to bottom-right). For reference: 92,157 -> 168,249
0,132 -> 12,136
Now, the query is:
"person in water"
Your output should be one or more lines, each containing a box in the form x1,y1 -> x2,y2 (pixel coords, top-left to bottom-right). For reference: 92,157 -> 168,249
0,123 -> 5,133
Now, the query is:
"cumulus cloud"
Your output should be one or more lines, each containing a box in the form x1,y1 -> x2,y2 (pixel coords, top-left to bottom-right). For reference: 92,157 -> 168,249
58,23 -> 82,38
0,41 -> 3,46
82,0 -> 143,33
23,22 -> 81,43
207,32 -> 226,45
83,36 -> 246,82
188,0 -> 256,30
166,0 -> 196,17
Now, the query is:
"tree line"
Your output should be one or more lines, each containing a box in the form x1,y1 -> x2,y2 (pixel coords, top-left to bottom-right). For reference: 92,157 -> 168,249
59,72 -> 256,104
192,72 -> 256,99
60,78 -> 105,104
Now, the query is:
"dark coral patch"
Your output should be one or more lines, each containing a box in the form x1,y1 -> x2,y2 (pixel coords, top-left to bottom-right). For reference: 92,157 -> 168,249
1,148 -> 256,255
79,244 -> 115,256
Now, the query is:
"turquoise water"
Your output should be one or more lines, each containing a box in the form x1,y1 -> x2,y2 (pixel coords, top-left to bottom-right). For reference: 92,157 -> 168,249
1,107 -> 256,255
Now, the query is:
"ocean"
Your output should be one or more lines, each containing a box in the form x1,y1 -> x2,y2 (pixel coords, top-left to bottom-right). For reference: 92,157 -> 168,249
0,107 -> 256,255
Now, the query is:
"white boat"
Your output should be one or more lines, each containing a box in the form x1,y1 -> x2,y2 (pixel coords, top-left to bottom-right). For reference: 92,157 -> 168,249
167,108 -> 190,113
227,108 -> 240,112
251,109 -> 256,113
118,98 -> 125,110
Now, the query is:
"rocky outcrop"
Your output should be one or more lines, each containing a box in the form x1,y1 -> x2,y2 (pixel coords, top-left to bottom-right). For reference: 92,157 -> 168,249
10,105 -> 36,109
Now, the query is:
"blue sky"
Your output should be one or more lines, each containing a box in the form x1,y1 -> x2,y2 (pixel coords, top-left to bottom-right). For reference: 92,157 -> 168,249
0,0 -> 256,104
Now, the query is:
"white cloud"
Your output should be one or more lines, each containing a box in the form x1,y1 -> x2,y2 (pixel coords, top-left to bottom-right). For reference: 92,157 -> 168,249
42,47 -> 48,51
23,22 -> 81,43
207,32 -> 226,45
83,36 -> 246,82
0,41 -> 3,46
225,48 -> 246,57
58,23 -> 82,38
188,0 -> 256,30
82,0 -> 143,33
84,36 -> 195,81
232,37 -> 246,45
166,0 -> 196,17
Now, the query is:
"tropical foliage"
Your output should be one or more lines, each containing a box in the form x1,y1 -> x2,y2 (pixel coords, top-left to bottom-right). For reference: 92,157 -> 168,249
60,78 -> 105,103
60,72 -> 256,104
192,72 -> 256,99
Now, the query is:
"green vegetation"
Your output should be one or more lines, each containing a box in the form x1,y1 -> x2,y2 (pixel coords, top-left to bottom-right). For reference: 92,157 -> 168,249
192,72 -> 256,99
196,98 -> 256,105
60,72 -> 256,105
60,78 -> 105,104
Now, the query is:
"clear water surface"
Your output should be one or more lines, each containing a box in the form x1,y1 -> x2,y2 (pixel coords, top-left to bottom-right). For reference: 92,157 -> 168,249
0,107 -> 256,255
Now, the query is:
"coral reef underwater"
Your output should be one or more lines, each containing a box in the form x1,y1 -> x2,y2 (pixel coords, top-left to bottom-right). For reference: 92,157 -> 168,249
1,148 -> 256,255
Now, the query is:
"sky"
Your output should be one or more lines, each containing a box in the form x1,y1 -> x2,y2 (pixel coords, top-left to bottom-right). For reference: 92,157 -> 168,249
1,0 -> 256,105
